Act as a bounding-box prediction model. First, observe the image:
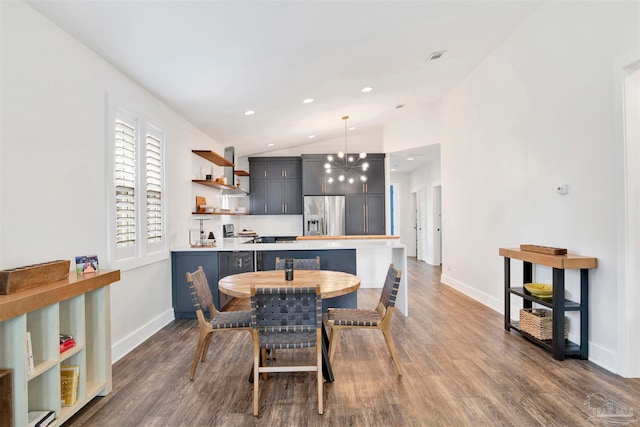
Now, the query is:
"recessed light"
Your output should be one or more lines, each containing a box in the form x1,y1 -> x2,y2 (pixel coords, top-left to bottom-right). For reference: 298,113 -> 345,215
303,98 -> 314,104
391,168 -> 397,172
361,87 -> 373,93
244,110 -> 255,116
267,143 -> 275,147
407,157 -> 414,161
348,127 -> 356,131
396,104 -> 404,109
308,135 -> 316,139
427,50 -> 446,61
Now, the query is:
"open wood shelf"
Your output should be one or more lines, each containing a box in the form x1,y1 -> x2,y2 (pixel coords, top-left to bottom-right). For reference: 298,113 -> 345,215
192,150 -> 234,167
191,180 -> 247,195
234,169 -> 249,176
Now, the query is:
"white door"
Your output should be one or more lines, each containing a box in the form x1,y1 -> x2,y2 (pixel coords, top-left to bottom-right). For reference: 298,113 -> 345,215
409,191 -> 417,257
433,185 -> 442,266
417,187 -> 427,261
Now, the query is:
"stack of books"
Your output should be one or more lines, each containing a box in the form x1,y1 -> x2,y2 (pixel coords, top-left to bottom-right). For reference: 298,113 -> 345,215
27,410 -> 55,427
59,334 -> 76,353
60,365 -> 80,407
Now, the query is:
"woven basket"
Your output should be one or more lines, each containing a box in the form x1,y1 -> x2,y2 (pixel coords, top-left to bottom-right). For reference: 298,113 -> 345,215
519,308 -> 567,340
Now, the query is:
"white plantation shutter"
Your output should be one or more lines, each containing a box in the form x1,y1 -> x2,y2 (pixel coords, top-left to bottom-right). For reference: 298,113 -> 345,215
110,103 -> 166,267
114,119 -> 137,249
145,133 -> 163,245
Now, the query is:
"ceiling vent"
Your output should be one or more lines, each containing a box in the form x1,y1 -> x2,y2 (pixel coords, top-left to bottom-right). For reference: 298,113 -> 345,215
427,50 -> 446,61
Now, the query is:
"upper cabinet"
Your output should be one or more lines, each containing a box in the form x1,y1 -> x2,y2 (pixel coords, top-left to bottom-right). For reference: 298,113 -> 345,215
302,153 -> 385,196
249,157 -> 302,215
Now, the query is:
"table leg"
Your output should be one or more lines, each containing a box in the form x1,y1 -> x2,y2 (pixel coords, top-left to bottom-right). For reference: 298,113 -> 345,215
322,324 -> 334,383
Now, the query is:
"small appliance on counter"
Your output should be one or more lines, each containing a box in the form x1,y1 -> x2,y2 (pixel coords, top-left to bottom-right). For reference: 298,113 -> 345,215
223,224 -> 259,242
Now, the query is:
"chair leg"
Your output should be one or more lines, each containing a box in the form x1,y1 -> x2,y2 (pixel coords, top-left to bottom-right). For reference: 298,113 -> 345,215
328,327 -> 340,362
317,346 -> 323,414
201,333 -> 213,362
253,344 -> 260,416
381,328 -> 402,376
190,331 -> 209,381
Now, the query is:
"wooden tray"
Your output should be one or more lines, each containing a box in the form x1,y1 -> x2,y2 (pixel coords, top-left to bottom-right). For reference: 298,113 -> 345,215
0,260 -> 70,295
520,244 -> 567,255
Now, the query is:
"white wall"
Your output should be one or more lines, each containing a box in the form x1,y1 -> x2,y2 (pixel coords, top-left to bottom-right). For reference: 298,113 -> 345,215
1,1 -> 227,362
434,1 -> 639,373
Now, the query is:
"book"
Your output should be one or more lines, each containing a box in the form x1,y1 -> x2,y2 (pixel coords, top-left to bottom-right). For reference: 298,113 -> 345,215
59,333 -> 76,353
60,365 -> 80,406
75,255 -> 99,275
28,410 -> 55,427
26,331 -> 35,374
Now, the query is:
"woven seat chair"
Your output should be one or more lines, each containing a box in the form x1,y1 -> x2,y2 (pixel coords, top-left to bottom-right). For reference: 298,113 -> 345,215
250,285 -> 323,416
325,264 -> 403,376
274,256 -> 321,270
185,266 -> 251,381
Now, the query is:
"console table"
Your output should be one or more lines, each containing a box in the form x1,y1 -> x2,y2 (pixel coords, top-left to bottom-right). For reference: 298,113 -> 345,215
500,248 -> 597,360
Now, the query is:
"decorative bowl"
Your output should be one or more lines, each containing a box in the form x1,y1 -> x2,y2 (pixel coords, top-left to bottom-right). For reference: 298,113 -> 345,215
524,283 -> 553,298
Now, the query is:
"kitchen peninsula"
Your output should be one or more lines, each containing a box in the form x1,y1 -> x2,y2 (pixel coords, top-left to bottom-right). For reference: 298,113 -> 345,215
171,237 -> 407,318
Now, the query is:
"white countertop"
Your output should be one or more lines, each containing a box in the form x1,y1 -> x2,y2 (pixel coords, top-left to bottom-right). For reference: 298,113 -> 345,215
173,238 -> 405,252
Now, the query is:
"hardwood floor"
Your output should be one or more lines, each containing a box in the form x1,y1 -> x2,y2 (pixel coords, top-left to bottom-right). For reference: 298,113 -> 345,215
64,258 -> 640,426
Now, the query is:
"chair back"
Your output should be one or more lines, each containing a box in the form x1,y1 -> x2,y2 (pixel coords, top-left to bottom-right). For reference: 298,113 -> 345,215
378,264 -> 402,310
250,286 -> 321,345
185,266 -> 218,320
274,256 -> 320,270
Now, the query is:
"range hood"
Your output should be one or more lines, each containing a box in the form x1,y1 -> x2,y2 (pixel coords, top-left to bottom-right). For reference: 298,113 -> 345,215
222,146 -> 247,196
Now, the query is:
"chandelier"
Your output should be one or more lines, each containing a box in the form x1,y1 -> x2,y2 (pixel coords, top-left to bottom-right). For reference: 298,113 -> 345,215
325,115 -> 368,184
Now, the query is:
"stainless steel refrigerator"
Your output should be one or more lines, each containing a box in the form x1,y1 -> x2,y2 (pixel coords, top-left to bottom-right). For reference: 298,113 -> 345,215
303,196 -> 345,236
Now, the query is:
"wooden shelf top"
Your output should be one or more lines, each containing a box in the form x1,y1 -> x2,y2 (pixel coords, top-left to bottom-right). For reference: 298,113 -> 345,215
234,170 -> 250,176
0,270 -> 120,322
192,150 -> 234,167
499,248 -> 597,269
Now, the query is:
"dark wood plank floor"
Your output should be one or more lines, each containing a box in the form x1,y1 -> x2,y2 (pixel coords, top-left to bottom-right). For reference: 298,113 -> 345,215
64,258 -> 640,426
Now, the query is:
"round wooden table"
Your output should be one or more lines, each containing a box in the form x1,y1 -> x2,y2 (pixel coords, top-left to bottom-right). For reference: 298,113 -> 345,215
218,270 -> 360,299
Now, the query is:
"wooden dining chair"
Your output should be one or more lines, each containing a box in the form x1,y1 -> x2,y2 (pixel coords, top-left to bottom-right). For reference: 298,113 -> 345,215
274,256 -> 321,270
185,266 -> 251,381
325,264 -> 403,376
250,285 -> 324,416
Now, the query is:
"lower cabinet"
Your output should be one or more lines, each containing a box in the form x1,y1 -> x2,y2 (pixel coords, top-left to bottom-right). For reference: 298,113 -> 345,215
218,251 -> 254,309
345,194 -> 385,235
172,252 -> 220,318
171,251 -> 254,318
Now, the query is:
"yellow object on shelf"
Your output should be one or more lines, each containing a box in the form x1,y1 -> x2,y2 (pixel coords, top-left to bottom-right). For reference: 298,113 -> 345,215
524,283 -> 553,298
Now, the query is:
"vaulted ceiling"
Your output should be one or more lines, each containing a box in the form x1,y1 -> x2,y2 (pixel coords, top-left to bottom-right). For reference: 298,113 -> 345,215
27,0 -> 541,166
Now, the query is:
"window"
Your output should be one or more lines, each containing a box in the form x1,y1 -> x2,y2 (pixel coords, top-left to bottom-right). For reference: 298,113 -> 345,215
145,127 -> 163,249
110,106 -> 166,268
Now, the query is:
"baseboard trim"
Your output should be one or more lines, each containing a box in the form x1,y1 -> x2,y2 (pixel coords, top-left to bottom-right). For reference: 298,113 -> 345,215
588,342 -> 619,375
111,308 -> 175,364
440,274 -> 503,314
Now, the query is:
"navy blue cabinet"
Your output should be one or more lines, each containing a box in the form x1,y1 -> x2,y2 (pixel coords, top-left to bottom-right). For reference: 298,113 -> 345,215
249,157 -> 302,215
171,251 -> 219,319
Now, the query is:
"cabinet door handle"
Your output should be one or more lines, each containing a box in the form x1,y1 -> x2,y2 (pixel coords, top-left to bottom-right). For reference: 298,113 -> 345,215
365,205 -> 369,233
264,204 -> 267,213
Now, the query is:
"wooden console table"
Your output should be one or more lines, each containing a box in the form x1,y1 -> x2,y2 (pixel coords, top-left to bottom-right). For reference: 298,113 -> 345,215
499,248 -> 597,360
0,270 -> 120,426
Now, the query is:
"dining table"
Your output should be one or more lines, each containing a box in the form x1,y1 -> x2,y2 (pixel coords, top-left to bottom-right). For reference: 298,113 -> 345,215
218,269 -> 361,383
